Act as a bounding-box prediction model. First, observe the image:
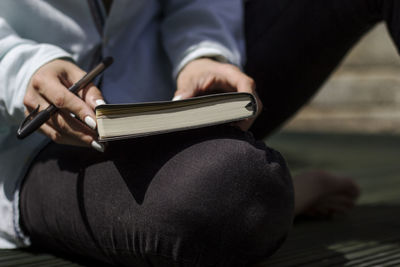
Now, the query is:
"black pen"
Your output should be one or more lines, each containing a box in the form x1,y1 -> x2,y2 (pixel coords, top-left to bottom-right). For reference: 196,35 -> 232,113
17,57 -> 113,139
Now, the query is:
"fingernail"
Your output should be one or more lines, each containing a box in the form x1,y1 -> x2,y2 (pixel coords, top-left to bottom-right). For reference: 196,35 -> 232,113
91,140 -> 105,153
172,95 -> 182,101
95,99 -> 106,107
85,116 -> 97,130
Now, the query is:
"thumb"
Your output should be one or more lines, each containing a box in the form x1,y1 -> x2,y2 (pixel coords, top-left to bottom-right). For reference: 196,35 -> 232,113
172,90 -> 194,101
82,83 -> 106,110
173,77 -> 196,100
174,69 -> 198,100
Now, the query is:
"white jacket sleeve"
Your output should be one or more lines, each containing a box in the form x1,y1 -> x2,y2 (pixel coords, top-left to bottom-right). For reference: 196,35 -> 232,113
160,0 -> 245,78
0,18 -> 72,126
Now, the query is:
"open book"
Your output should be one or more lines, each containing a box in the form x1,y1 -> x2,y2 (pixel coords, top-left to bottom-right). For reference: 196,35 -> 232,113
95,92 -> 257,141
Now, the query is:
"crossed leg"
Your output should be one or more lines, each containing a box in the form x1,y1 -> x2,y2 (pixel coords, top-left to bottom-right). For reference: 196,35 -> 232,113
20,126 -> 294,266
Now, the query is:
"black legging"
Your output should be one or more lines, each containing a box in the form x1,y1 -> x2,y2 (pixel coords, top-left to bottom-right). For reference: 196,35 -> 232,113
20,0 -> 399,266
20,126 -> 293,267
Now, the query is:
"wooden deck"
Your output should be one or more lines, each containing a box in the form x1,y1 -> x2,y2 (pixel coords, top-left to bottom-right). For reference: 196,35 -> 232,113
1,132 -> 400,266
259,132 -> 400,266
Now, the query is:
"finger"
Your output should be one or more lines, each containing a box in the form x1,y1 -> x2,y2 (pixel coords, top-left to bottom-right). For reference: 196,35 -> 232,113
228,72 -> 261,131
49,110 -> 97,141
225,69 -> 263,132
175,70 -> 236,100
174,78 -> 197,101
36,76 -> 98,130
48,111 -> 105,152
226,68 -> 263,113
24,90 -> 95,140
38,122 -> 82,146
81,83 -> 106,109
27,75 -> 102,149
61,64 -> 105,109
175,60 -> 211,100
313,196 -> 356,215
24,82 -> 47,111
23,94 -> 74,143
39,122 -> 105,152
324,195 -> 357,208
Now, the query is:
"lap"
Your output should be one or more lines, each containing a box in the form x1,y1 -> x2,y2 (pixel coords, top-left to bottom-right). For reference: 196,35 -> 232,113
20,126 -> 294,266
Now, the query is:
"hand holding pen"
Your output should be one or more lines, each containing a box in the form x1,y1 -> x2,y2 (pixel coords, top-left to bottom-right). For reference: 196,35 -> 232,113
18,57 -> 113,152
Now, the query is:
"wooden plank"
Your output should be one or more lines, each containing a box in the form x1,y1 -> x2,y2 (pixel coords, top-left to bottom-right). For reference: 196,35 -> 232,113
257,132 -> 400,267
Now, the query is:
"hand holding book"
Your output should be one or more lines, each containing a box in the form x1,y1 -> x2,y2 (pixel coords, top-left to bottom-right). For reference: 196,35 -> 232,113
175,58 -> 262,131
22,58 -> 260,148
95,57 -> 260,141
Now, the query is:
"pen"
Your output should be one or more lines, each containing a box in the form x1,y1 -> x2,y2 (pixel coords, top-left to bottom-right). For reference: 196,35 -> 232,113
17,57 -> 114,139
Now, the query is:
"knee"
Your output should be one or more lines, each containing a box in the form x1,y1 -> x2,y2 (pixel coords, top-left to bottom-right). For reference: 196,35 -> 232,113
212,139 -> 294,260
157,138 -> 294,264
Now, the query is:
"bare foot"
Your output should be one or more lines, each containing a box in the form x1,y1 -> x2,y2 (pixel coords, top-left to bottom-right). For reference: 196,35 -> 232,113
293,170 -> 360,217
